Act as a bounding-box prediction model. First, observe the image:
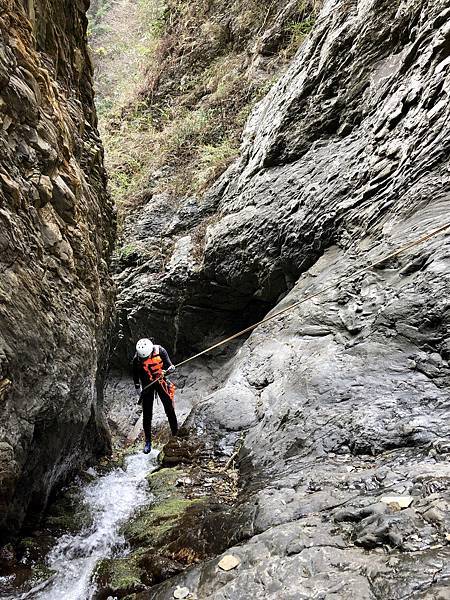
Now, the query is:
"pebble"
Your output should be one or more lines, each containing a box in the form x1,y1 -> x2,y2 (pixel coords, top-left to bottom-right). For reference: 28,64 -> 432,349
174,586 -> 190,599
218,554 -> 241,571
380,495 -> 413,508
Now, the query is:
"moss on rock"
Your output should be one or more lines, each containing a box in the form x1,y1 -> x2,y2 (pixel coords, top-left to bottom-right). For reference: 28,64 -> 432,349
95,551 -> 146,597
44,485 -> 93,533
94,465 -> 204,595
122,467 -> 198,548
124,497 -> 198,547
94,435 -> 241,597
146,467 -> 183,496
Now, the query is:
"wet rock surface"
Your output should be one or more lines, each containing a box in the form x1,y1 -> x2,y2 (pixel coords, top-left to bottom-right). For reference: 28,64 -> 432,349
0,468 -> 96,597
93,434 -> 242,600
0,1 -> 115,536
111,0 -> 450,597
0,0 -> 448,596
140,242 -> 450,598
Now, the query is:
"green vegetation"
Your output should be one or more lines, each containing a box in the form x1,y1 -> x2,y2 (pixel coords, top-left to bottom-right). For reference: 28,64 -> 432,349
124,496 -> 197,546
88,0 -> 164,116
87,0 -> 114,37
44,486 -> 93,532
289,16 -> 316,46
95,550 -> 145,596
195,140 -> 239,189
116,467 -> 196,549
285,1 -> 318,55
89,0 -> 320,215
116,242 -> 138,259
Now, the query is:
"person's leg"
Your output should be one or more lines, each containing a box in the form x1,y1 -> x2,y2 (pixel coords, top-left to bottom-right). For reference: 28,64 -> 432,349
142,389 -> 155,449
155,381 -> 178,435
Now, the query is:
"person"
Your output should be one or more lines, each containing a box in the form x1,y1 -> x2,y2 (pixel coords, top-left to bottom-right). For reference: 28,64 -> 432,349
133,338 -> 178,453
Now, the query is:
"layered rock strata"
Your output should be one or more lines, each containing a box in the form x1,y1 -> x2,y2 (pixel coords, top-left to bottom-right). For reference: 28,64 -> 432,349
115,0 -> 450,596
0,0 -> 115,535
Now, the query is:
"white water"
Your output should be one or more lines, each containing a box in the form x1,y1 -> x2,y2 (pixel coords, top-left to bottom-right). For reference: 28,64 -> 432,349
14,450 -> 158,600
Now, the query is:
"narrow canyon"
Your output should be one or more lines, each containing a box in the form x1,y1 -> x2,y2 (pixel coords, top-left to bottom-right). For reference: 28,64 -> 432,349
0,0 -> 449,598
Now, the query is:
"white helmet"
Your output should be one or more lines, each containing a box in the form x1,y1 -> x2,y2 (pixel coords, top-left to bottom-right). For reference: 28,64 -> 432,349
136,338 -> 154,359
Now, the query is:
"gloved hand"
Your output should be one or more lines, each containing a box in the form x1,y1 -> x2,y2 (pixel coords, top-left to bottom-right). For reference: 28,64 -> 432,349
135,385 -> 142,406
166,365 -> 176,374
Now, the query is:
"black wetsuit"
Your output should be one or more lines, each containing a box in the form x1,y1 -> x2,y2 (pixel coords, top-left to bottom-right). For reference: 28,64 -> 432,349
132,347 -> 178,444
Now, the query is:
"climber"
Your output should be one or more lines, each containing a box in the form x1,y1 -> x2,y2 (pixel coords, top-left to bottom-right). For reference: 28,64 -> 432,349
133,338 -> 178,454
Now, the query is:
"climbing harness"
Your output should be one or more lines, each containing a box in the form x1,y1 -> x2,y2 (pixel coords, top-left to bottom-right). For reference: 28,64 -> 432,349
143,220 -> 450,389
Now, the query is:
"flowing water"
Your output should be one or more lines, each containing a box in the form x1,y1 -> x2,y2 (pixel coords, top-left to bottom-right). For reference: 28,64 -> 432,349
4,450 -> 158,600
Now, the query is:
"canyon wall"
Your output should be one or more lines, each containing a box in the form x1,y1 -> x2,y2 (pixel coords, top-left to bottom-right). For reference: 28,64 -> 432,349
0,0 -> 115,535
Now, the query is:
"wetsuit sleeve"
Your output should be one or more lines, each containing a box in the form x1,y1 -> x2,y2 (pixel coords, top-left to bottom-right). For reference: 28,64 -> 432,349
159,347 -> 173,370
132,355 -> 140,387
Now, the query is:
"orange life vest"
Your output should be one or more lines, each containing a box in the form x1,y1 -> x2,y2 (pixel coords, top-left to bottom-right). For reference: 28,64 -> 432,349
142,347 -> 164,381
142,346 -> 176,405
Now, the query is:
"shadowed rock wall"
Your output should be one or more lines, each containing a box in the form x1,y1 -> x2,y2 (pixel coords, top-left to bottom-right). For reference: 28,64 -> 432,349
113,0 -> 450,365
0,0 -> 115,535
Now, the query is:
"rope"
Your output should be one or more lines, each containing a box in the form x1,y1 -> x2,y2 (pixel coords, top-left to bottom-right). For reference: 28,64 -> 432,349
142,220 -> 450,390
175,221 -> 450,368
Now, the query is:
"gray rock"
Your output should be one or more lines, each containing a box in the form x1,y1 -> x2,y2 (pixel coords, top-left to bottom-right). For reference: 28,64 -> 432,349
120,0 -> 450,597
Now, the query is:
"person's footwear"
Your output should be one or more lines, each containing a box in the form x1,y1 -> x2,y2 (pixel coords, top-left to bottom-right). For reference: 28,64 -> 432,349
143,441 -> 151,454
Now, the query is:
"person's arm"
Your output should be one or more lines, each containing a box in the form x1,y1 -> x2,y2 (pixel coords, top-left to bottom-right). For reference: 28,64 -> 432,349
160,347 -> 175,372
132,355 -> 141,388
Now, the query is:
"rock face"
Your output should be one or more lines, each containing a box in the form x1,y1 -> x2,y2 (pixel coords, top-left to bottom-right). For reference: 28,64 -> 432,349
115,0 -> 450,597
0,0 -> 115,535
113,1 -> 450,359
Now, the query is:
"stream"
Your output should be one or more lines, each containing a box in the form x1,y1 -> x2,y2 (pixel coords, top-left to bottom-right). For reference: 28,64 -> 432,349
3,451 -> 158,600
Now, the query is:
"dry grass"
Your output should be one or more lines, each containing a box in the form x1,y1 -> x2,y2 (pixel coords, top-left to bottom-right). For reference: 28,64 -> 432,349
89,0 -> 321,219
